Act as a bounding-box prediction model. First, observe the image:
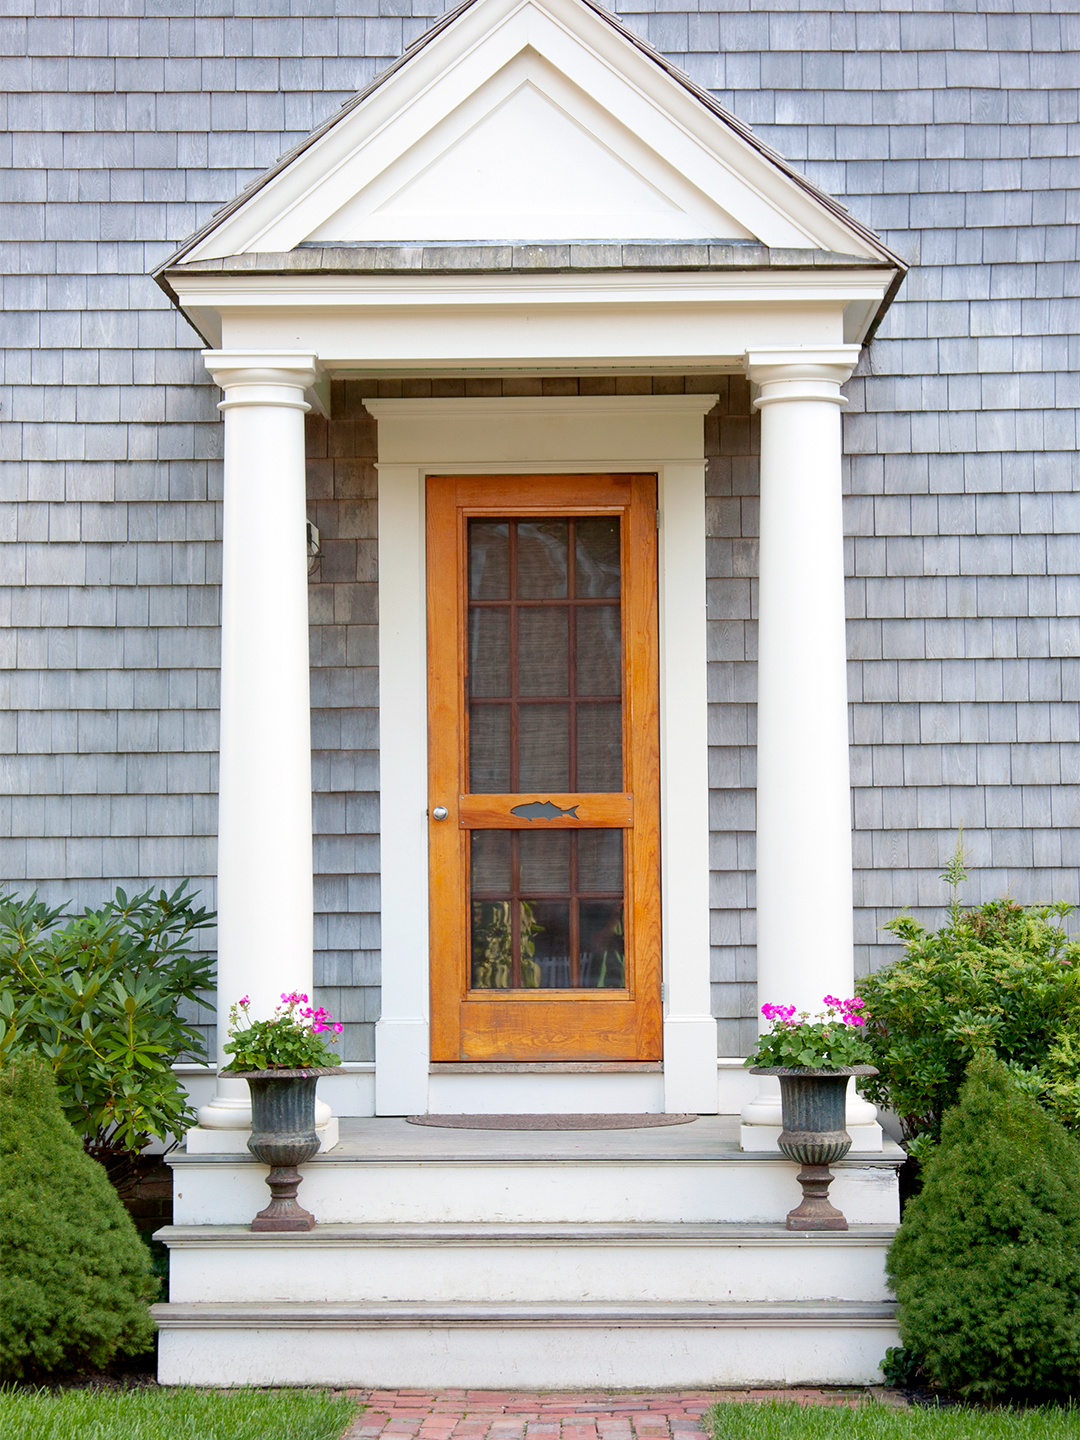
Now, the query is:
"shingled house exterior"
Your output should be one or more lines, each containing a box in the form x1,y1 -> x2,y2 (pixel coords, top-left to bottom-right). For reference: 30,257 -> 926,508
2,0 -> 1077,1389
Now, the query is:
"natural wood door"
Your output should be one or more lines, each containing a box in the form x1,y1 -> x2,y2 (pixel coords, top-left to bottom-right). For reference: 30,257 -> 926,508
427,474 -> 661,1061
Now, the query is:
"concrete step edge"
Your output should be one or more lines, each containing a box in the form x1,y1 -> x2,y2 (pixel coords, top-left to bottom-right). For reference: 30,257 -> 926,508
156,1222 -> 898,1247
153,1300 -> 898,1329
171,1149 -> 904,1168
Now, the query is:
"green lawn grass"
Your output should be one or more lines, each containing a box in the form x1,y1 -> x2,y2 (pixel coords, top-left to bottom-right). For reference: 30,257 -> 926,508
0,1386 -> 358,1440
707,1401 -> 1079,1440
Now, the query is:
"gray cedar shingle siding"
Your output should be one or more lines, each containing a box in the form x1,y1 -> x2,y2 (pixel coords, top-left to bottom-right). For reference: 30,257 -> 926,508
1,0 -> 1078,1060
307,385 -> 381,1059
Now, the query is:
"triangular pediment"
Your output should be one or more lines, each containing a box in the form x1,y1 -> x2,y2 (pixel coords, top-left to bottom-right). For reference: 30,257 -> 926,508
317,76 -> 751,243
173,0 -> 891,264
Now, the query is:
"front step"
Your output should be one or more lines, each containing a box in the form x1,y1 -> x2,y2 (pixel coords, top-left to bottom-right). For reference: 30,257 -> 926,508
160,1118 -> 903,1387
159,1222 -> 896,1305
154,1298 -> 899,1388
167,1116 -> 903,1226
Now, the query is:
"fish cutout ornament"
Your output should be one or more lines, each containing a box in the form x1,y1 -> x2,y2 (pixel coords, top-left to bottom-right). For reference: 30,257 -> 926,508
510,800 -> 580,821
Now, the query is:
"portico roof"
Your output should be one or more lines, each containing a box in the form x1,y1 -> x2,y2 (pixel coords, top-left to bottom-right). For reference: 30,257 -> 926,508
163,242 -> 897,278
156,0 -> 904,359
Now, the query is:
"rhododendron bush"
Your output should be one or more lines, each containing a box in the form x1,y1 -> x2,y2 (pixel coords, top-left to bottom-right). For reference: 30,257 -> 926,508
0,883 -> 214,1176
859,897 -> 1080,1156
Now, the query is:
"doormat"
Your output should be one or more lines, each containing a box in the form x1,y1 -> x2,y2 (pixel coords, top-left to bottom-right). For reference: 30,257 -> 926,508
406,1113 -> 697,1130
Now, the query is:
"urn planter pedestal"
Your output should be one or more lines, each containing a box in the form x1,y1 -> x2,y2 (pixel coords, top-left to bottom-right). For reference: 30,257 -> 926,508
750,1066 -> 879,1231
223,1067 -> 339,1231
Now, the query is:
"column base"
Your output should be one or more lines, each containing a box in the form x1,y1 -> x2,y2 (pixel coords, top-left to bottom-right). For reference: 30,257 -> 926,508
196,1087 -> 252,1131
185,1117 -> 340,1155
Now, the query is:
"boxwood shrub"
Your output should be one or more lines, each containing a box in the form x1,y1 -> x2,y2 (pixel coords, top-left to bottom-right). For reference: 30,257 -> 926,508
887,1052 -> 1080,1401
0,1053 -> 157,1380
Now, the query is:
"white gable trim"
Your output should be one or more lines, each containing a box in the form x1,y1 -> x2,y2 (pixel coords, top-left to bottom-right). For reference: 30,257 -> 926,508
178,0 -> 889,264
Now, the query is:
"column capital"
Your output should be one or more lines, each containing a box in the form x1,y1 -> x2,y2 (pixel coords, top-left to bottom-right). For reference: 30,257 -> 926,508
744,345 -> 862,408
202,349 -> 321,412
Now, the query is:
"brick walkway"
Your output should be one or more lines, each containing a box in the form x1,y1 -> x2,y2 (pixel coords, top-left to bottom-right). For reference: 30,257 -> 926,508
339,1388 -> 884,1440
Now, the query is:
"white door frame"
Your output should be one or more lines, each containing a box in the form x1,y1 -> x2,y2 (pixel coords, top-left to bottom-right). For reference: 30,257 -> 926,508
368,396 -> 718,1116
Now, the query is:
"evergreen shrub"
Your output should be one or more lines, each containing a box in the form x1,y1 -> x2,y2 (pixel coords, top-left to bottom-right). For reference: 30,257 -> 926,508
886,1052 -> 1080,1401
0,1053 -> 157,1380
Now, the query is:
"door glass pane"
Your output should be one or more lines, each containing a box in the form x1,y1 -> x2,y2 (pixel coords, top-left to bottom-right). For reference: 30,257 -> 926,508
576,703 -> 622,791
471,900 -> 514,989
579,901 -> 625,988
519,830 -> 570,891
467,517 -> 623,793
518,704 -> 569,791
577,829 -> 623,891
528,901 -> 572,988
469,608 -> 510,696
470,522 -> 509,599
471,830 -> 512,892
517,609 -> 568,695
469,705 -> 510,793
576,517 -> 621,598
517,521 -> 568,598
575,606 -> 621,696
470,830 -> 625,990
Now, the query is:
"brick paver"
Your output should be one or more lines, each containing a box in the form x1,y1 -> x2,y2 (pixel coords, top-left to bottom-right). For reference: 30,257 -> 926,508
339,1388 -> 888,1440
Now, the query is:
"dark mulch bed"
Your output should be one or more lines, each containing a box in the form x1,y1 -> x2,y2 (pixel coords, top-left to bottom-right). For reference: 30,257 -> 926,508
12,1348 -> 159,1393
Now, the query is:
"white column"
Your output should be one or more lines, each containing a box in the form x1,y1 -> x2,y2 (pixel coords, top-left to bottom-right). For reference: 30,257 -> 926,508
739,347 -> 880,1150
195,351 -> 321,1134
659,462 -> 720,1113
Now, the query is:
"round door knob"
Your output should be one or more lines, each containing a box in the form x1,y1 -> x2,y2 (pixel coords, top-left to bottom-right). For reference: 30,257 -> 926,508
432,806 -> 449,820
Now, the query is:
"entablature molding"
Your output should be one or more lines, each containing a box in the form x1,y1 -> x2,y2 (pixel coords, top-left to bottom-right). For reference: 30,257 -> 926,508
169,265 -> 895,368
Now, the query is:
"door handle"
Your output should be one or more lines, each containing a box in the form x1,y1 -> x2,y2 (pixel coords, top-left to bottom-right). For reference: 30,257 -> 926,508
432,806 -> 449,820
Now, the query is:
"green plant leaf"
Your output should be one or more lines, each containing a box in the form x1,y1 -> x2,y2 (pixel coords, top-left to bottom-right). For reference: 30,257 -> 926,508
0,882 -> 214,1163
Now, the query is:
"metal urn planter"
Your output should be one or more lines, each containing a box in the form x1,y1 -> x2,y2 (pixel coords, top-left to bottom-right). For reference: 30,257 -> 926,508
229,1067 -> 338,1231
750,1064 -> 878,1231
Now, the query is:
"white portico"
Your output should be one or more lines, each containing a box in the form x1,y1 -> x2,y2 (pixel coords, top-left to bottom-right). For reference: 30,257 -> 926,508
158,0 -> 902,1134
152,0 -> 906,1387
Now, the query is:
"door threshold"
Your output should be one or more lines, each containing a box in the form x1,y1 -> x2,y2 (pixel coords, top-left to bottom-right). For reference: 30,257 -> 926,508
430,1062 -> 663,1074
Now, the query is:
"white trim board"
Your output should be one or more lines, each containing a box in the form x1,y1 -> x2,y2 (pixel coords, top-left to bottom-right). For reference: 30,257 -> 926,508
373,396 -> 718,1115
172,267 -> 893,360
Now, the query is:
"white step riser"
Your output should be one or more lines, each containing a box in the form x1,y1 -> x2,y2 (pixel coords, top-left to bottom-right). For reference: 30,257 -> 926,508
157,1320 -> 900,1388
171,1160 -> 900,1227
167,1240 -> 893,1306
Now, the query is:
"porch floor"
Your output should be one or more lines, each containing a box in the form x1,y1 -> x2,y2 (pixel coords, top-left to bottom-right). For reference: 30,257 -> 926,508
312,1115 -> 744,1162
175,1115 -> 901,1164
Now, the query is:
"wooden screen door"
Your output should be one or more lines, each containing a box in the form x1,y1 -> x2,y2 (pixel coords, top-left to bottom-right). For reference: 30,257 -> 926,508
427,473 -> 661,1062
